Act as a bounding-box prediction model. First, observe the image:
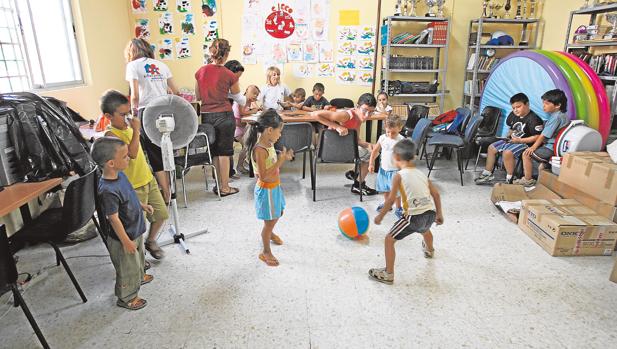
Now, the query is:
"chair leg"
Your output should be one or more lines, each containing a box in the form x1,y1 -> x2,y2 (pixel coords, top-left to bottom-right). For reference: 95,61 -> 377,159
309,150 -> 315,191
464,146 -> 471,170
211,165 -> 221,201
203,166 -> 209,190
91,216 -> 108,250
181,172 -> 188,208
48,242 -> 87,303
357,160 -> 363,202
457,149 -> 464,186
312,155 -> 317,202
302,152 -> 306,179
474,145 -> 482,171
11,284 -> 50,349
428,145 -> 440,178
422,143 -> 430,169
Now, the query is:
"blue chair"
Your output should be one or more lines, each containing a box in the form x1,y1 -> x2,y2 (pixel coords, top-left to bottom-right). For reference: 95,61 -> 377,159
410,118 -> 433,168
427,115 -> 483,186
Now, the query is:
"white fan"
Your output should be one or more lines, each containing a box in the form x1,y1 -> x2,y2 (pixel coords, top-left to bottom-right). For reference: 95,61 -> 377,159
142,95 -> 205,253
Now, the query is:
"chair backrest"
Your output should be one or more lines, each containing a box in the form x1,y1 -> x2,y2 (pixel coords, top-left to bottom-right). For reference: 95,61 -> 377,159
1,224 -> 18,292
329,98 -> 354,109
274,122 -> 313,153
478,106 -> 502,136
456,107 -> 473,133
62,169 -> 97,235
317,129 -> 358,163
410,118 -> 432,153
404,104 -> 430,131
463,115 -> 484,144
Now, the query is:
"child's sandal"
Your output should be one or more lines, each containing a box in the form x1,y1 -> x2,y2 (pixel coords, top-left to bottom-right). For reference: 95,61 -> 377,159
259,253 -> 279,267
270,233 -> 283,245
141,274 -> 154,285
117,297 -> 147,310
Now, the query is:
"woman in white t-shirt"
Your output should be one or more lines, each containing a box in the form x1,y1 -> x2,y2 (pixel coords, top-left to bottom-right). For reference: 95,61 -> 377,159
125,38 -> 179,202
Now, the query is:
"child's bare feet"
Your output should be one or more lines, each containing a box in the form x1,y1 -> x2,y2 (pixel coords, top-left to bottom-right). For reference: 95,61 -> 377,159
259,252 -> 279,267
270,233 -> 283,245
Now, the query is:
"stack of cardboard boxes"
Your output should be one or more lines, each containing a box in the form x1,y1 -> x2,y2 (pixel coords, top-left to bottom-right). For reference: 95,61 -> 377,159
491,152 -> 617,260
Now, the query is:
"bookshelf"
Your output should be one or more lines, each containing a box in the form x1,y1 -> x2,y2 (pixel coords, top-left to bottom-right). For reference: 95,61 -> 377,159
379,16 -> 450,114
462,17 -> 540,112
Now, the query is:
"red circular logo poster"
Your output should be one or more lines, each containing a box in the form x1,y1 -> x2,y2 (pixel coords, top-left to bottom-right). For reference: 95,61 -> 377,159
265,4 -> 295,39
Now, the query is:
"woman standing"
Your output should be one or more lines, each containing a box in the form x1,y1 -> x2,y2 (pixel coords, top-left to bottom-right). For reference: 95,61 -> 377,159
195,39 -> 242,196
125,38 -> 179,203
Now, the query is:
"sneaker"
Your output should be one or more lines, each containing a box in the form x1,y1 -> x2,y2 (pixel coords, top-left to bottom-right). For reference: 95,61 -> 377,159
513,177 -> 536,187
474,172 -> 494,185
368,268 -> 393,285
351,182 -> 378,196
345,170 -> 357,181
145,239 -> 165,260
505,177 -> 514,185
422,241 -> 434,259
395,207 -> 404,219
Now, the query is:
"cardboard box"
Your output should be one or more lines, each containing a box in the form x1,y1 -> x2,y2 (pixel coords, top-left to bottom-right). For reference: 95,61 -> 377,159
538,170 -> 617,223
559,152 -> 617,206
490,183 -> 561,223
518,199 -> 617,256
611,258 -> 617,283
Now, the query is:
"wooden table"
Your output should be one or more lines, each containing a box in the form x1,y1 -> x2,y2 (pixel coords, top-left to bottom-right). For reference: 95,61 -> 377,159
0,178 -> 63,217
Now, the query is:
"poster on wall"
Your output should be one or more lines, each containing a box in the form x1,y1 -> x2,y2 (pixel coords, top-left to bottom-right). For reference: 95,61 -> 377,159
153,0 -> 168,11
242,42 -> 258,65
159,13 -> 173,34
303,42 -> 318,63
176,0 -> 191,13
357,56 -> 374,70
337,26 -> 358,41
357,71 -> 374,86
286,43 -> 303,62
201,0 -> 217,17
131,0 -> 147,13
293,63 -> 313,78
265,3 -> 296,39
203,20 -> 219,42
356,40 -> 375,56
316,63 -> 335,77
311,0 -> 329,41
335,69 -> 356,85
337,41 -> 356,56
318,41 -> 333,63
158,39 -> 174,60
336,56 -> 356,69
359,25 -> 376,40
181,14 -> 195,35
176,37 -> 191,59
134,19 -> 150,39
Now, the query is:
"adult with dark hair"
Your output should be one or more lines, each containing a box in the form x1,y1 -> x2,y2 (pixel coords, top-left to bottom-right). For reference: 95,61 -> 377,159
195,39 -> 245,196
475,93 -> 544,185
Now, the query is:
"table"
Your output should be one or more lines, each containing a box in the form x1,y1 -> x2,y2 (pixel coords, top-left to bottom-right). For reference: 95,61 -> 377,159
78,124 -> 105,142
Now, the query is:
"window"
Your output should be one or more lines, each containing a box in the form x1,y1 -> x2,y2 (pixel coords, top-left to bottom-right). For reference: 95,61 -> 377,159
0,0 -> 82,92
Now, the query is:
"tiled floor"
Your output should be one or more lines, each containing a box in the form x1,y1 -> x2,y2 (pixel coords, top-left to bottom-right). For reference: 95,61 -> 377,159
1,158 -> 616,348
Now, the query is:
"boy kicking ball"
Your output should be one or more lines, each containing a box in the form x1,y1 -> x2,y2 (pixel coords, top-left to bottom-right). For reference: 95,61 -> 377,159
369,139 -> 444,285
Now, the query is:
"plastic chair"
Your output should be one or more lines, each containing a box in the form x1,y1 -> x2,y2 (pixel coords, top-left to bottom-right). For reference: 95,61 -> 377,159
9,170 -> 100,304
427,115 -> 483,186
329,98 -> 354,109
410,118 -> 433,168
312,129 -> 361,202
174,125 -> 220,207
402,104 -> 430,137
274,122 -> 314,180
1,225 -> 50,349
472,106 -> 503,171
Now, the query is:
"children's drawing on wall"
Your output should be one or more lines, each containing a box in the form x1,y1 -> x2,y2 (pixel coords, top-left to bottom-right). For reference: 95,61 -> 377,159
336,69 -> 356,84
131,0 -> 146,13
181,14 -> 195,35
176,37 -> 191,59
303,42 -> 317,63
269,41 -> 287,64
265,3 -> 296,39
245,0 -> 261,13
336,56 -> 356,69
134,19 -> 150,39
311,18 -> 327,41
293,64 -> 313,78
176,0 -> 191,12
159,13 -> 173,35
318,41 -> 333,62
337,41 -> 356,56
357,71 -> 374,86
203,20 -> 219,42
159,39 -> 173,60
294,23 -> 309,41
242,42 -> 257,65
356,41 -> 375,56
360,26 -> 376,40
316,63 -> 335,77
311,0 -> 329,40
357,56 -> 374,70
286,43 -> 303,62
337,26 -> 358,41
202,0 -> 217,17
202,44 -> 212,64
153,0 -> 168,11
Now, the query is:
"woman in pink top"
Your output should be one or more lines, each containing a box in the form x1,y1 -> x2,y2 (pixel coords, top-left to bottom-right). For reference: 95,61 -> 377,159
195,39 -> 243,197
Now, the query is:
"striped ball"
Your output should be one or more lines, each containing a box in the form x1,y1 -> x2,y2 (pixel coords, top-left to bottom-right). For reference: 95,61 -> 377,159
338,206 -> 370,239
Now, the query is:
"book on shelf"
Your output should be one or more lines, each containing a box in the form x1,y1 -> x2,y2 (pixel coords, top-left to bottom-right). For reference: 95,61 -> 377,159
386,22 -> 448,46
467,54 -> 500,71
573,52 -> 617,78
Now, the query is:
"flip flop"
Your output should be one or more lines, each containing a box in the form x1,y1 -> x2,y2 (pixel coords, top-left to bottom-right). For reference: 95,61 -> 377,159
259,253 -> 279,267
141,274 -> 154,285
116,297 -> 147,310
270,233 -> 283,246
215,187 -> 239,197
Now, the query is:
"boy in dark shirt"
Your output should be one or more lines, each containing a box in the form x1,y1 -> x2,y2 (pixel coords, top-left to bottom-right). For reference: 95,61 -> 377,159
92,137 -> 154,310
475,93 -> 544,184
301,83 -> 329,111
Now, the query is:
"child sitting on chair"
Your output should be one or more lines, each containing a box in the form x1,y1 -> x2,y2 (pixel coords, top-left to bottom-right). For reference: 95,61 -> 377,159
369,139 -> 444,285
301,83 -> 329,111
312,93 -> 379,196
369,114 -> 405,218
376,92 -> 393,115
92,137 -> 154,310
288,88 -> 306,111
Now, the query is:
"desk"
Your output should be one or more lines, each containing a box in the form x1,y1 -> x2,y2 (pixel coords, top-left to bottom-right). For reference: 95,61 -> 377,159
79,125 -> 105,142
241,110 -> 386,124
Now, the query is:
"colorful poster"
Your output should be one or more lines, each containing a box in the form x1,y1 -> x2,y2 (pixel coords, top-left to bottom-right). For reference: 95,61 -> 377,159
311,0 -> 329,40
357,56 -> 374,70
339,10 -> 360,26
158,39 -> 174,60
181,14 -> 195,35
245,0 -> 262,13
203,20 -> 219,42
335,69 -> 356,85
337,26 -> 358,41
265,3 -> 296,39
153,0 -> 168,11
356,41 -> 375,56
159,13 -> 173,35
202,44 -> 212,64
176,0 -> 191,12
357,71 -> 374,86
286,43 -> 303,62
176,37 -> 191,59
130,0 -> 146,13
336,56 -> 356,69
269,41 -> 287,64
337,41 -> 356,56
359,26 -> 376,40
202,0 -> 217,17
293,63 -> 313,78
242,42 -> 258,65
318,41 -> 333,62
134,19 -> 150,39
294,23 -> 310,41
303,42 -> 318,63
316,63 -> 335,77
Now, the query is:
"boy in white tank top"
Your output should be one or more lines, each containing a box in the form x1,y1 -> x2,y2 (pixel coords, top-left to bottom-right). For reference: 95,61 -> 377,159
369,139 -> 444,285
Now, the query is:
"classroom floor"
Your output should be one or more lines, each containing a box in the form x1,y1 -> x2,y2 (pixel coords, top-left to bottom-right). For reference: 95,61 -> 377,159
1,158 -> 616,349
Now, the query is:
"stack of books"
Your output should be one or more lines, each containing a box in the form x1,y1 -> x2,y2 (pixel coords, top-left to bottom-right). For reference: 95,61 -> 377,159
575,52 -> 617,77
467,53 -> 501,71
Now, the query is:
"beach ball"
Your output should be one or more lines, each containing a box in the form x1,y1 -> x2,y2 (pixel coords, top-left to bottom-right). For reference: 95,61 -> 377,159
338,206 -> 370,239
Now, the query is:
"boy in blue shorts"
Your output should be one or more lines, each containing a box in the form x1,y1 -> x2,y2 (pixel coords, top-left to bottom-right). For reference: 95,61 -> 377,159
369,139 -> 444,285
475,93 -> 544,185
92,137 -> 154,310
515,89 -> 570,187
